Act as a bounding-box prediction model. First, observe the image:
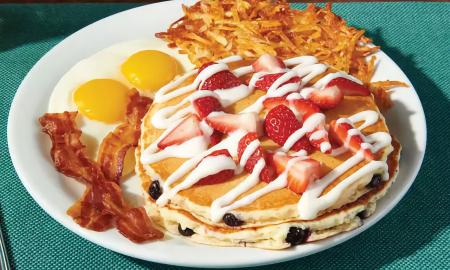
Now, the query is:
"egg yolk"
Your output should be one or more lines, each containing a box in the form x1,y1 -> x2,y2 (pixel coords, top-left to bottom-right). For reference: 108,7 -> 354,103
121,50 -> 181,93
73,79 -> 130,123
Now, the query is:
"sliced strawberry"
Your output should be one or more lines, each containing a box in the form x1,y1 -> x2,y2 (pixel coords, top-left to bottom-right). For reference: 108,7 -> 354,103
290,99 -> 320,121
252,54 -> 286,73
264,105 -> 313,152
263,97 -> 320,122
196,149 -> 235,185
196,169 -> 235,186
201,71 -> 242,90
238,133 -> 261,172
254,73 -> 301,91
209,149 -> 230,156
206,112 -> 262,135
329,129 -> 342,148
273,154 -> 322,194
197,61 -> 242,90
158,114 -> 202,149
260,153 -> 276,183
198,62 -> 215,74
263,96 -> 289,110
209,130 -> 223,147
237,133 -> 259,160
237,133 -> 276,182
307,128 -> 332,154
309,85 -> 344,110
192,96 -> 222,119
291,136 -> 315,153
329,120 -> 374,160
265,105 -> 301,146
265,152 -> 275,163
327,77 -> 370,96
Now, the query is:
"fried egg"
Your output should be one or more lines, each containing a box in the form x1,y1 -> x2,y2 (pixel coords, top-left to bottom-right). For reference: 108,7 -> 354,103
48,38 -> 194,160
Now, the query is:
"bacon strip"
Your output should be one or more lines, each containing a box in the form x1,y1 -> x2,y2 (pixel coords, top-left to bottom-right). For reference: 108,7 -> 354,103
39,92 -> 162,243
97,90 -> 152,182
66,187 -> 115,231
116,208 -> 163,243
39,112 -> 103,184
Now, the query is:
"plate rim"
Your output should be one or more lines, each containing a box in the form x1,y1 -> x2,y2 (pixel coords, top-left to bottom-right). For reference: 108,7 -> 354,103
7,1 -> 427,268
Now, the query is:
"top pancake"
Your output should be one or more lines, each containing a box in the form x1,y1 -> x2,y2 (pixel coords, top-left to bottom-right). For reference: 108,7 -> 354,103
138,63 -> 393,227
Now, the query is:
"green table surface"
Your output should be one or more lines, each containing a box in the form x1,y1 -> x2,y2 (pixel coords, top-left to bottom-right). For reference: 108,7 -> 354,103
1,2 -> 449,269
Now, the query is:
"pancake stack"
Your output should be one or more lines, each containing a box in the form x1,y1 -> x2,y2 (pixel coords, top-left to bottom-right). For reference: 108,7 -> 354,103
136,55 -> 401,249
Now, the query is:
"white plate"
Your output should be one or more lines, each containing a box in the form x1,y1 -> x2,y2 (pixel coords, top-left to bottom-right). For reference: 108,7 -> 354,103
7,0 -> 426,268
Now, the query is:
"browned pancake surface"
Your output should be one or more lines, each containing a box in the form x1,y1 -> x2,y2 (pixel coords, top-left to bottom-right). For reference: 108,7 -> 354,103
141,83 -> 390,212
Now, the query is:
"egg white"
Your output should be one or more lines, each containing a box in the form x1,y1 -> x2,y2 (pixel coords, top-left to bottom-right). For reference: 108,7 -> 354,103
48,38 -> 194,159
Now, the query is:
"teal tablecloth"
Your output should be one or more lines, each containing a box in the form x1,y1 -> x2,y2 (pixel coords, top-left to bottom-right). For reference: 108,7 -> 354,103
1,2 -> 449,269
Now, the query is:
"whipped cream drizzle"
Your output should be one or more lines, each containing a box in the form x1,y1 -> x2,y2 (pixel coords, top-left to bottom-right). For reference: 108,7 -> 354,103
141,55 -> 392,221
211,158 -> 266,222
282,113 -> 326,151
298,130 -> 391,219
155,130 -> 247,206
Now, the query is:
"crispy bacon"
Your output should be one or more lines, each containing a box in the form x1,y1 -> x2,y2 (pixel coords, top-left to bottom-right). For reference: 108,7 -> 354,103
116,208 -> 164,243
67,188 -> 115,231
39,92 -> 162,243
39,112 -> 103,184
95,180 -> 127,215
97,90 -> 152,182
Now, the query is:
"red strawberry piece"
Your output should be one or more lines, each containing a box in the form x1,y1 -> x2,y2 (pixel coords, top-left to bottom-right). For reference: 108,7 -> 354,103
252,54 -> 286,73
201,70 -> 242,90
290,99 -> 320,121
237,132 -> 261,172
307,128 -> 331,154
263,97 -> 320,122
329,129 -> 343,148
254,73 -> 301,91
237,133 -> 275,182
263,96 -> 289,110
206,112 -> 262,135
264,105 -> 313,153
309,85 -> 344,110
198,62 -> 215,74
209,149 -> 230,156
264,152 -> 276,169
327,77 -> 370,96
192,96 -> 222,119
260,153 -> 276,183
197,61 -> 242,91
158,114 -> 202,149
291,136 -> 315,153
209,130 -> 223,147
195,167 -> 234,186
273,154 -> 322,194
196,149 -> 235,186
265,105 -> 301,146
329,120 -> 374,160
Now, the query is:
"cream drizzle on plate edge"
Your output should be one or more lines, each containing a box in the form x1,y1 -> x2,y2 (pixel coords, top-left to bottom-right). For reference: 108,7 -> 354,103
140,55 -> 392,222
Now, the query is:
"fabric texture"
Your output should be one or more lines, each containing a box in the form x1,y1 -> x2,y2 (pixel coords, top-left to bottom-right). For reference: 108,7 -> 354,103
1,2 -> 449,269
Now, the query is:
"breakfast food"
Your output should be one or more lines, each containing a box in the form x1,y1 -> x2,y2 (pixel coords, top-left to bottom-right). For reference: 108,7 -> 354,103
39,1 -> 404,249
39,39 -> 192,242
137,53 -> 401,249
157,0 -> 406,108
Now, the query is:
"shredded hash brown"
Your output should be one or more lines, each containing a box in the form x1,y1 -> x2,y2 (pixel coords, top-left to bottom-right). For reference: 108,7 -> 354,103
39,93 -> 162,243
157,1 -> 378,82
157,0 -> 407,104
370,80 -> 408,111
